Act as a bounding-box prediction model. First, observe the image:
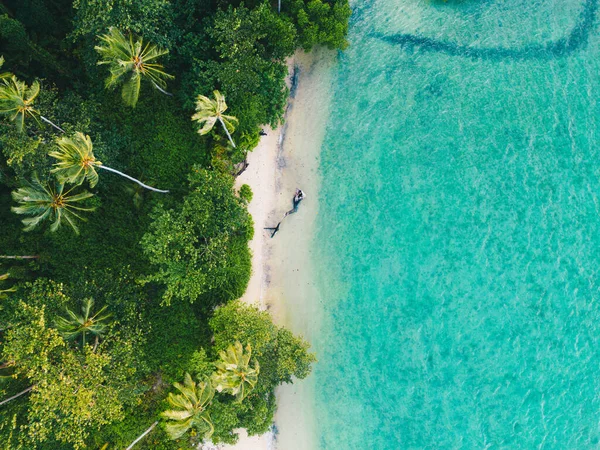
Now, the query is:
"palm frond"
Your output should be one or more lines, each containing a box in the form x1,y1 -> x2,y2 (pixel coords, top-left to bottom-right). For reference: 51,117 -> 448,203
0,76 -> 40,132
54,298 -> 112,348
50,132 -> 101,187
161,374 -> 215,441
11,176 -> 95,234
212,342 -> 259,402
95,27 -> 173,107
192,91 -> 238,147
122,72 -> 141,107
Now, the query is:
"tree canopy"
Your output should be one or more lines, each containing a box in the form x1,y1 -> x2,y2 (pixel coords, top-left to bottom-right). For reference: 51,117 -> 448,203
141,167 -> 253,306
0,0 -> 348,447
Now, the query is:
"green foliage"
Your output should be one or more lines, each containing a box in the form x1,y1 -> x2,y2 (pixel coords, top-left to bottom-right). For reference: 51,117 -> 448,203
0,0 -> 350,445
0,280 -> 143,449
288,0 -> 352,51
0,127 -> 48,180
71,0 -> 176,49
1,279 -> 71,324
141,167 -> 253,306
1,301 -> 65,380
0,14 -> 32,71
51,131 -> 169,193
182,4 -> 294,136
210,301 -> 316,393
205,301 -> 316,441
239,184 -> 253,204
25,347 -> 125,449
95,27 -> 174,107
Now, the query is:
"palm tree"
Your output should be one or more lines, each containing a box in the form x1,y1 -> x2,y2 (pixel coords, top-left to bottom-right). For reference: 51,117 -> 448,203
161,373 -> 215,440
11,177 -> 95,234
49,132 -> 169,193
0,76 -> 40,133
54,298 -> 111,350
192,90 -> 238,148
95,27 -> 174,108
0,75 -> 64,133
212,342 -> 259,403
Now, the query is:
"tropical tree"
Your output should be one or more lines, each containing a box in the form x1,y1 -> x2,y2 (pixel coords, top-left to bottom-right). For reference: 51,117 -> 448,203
161,373 -> 215,440
0,76 -> 40,133
11,177 -> 95,234
212,341 -> 259,402
192,90 -> 238,148
54,298 -> 112,350
49,132 -> 169,193
141,168 -> 252,306
95,27 -> 174,107
0,74 -> 64,133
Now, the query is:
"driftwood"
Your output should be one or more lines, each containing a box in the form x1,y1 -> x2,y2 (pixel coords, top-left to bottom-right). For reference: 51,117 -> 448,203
233,158 -> 249,177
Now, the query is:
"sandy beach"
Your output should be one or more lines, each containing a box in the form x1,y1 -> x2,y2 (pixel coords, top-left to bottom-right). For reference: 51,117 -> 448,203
227,48 -> 338,450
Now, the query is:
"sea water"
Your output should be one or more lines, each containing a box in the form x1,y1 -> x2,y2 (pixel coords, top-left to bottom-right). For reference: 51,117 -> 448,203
311,0 -> 600,448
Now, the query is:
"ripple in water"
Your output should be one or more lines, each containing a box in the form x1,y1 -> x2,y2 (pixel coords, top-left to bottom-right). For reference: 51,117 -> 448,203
312,0 -> 600,448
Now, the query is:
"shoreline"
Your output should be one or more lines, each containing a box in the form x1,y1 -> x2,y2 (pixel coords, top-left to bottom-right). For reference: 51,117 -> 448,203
229,48 -> 338,450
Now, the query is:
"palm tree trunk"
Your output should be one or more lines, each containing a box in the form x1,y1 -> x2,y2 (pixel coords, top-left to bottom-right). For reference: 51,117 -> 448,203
0,255 -> 38,260
278,0 -> 281,12
40,116 -> 65,134
0,385 -> 33,407
98,166 -> 169,193
125,421 -> 159,450
151,81 -> 173,97
218,117 -> 236,148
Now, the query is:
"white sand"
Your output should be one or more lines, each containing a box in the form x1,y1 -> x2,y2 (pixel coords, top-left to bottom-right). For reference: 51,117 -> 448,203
228,48 -> 338,450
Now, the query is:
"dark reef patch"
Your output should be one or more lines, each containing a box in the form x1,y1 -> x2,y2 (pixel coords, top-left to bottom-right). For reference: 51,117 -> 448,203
373,0 -> 598,61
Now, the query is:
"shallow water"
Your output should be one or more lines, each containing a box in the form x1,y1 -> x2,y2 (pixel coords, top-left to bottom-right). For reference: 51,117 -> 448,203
312,0 -> 600,448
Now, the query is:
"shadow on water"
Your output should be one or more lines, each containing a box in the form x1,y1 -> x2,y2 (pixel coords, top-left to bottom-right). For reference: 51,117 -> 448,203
372,0 -> 598,60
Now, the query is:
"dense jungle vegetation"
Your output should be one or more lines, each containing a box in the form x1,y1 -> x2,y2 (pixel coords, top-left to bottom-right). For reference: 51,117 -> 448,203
0,0 -> 350,448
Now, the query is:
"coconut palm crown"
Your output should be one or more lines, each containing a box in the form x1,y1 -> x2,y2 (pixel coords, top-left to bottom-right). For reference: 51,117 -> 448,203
192,90 -> 239,148
11,176 -> 95,234
211,341 -> 259,403
95,27 -> 174,107
49,132 -> 169,193
161,373 -> 215,440
50,132 -> 100,187
0,75 -> 40,132
55,298 -> 112,349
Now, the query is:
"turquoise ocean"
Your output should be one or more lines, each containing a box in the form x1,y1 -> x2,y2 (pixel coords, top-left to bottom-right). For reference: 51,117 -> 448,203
311,0 -> 600,448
